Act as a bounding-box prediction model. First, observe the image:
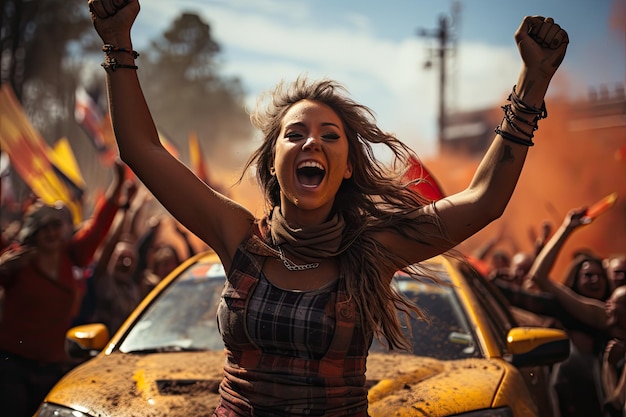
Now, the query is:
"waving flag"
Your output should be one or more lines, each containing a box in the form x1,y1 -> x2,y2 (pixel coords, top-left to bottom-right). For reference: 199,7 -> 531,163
189,131 -> 209,184
74,86 -> 117,166
188,131 -> 229,196
0,84 -> 82,223
48,137 -> 86,203
404,156 -> 445,201
75,86 -> 106,151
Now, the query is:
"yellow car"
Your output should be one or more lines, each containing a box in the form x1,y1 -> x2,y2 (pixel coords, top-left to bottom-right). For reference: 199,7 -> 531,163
36,252 -> 569,417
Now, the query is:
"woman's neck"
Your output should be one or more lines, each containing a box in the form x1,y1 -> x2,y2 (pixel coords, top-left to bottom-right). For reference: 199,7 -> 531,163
279,203 -> 334,228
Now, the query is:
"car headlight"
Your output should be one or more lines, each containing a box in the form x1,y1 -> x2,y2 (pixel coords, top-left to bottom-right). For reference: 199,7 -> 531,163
35,402 -> 94,417
451,408 -> 513,417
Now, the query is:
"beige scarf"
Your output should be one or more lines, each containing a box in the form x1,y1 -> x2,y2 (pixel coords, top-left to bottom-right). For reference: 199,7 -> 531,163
269,206 -> 346,263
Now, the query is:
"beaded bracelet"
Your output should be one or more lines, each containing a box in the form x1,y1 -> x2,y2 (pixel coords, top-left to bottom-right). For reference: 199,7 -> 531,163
102,44 -> 140,59
101,56 -> 138,71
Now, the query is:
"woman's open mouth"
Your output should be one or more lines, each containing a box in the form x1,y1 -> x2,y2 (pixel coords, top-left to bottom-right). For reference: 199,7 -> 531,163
296,160 -> 326,188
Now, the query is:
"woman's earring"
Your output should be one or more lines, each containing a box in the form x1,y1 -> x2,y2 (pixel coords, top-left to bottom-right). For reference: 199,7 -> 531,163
270,167 -> 276,176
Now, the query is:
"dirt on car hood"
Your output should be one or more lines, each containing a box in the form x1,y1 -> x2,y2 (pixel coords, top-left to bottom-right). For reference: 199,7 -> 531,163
45,351 -> 225,417
366,352 -> 507,417
45,351 -> 506,417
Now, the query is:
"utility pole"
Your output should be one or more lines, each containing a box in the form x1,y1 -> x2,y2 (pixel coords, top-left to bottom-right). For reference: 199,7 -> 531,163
417,2 -> 460,153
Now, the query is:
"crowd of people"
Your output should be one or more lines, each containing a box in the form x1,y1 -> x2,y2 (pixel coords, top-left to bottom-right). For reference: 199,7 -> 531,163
0,1 -> 623,416
1,179 -> 623,417
0,161 -> 201,416
475,207 -> 626,417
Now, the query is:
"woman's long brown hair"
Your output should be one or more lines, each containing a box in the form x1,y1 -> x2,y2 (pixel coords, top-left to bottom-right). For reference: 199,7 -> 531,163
241,76 -> 452,350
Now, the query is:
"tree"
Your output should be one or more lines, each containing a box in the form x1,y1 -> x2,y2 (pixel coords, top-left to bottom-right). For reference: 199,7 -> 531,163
1,0 -> 103,206
1,0 -> 94,97
140,12 -> 253,169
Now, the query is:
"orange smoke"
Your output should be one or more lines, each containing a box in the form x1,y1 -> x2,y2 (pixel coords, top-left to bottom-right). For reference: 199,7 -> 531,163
426,96 -> 626,281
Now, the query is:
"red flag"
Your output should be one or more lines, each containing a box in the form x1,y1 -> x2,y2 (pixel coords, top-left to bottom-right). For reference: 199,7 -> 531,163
466,255 -> 491,277
75,86 -> 117,166
74,86 -> 106,151
0,84 -> 82,223
404,156 -> 445,201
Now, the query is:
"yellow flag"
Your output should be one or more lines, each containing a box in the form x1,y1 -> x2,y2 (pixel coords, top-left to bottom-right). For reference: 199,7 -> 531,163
0,84 -> 82,224
189,131 -> 209,184
49,137 -> 86,190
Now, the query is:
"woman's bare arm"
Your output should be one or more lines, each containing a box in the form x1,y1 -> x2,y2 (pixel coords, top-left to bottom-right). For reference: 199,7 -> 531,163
87,0 -> 253,270
381,16 -> 569,264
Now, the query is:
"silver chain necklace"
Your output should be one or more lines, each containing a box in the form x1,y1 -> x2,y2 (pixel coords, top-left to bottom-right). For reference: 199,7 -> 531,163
277,246 -> 320,271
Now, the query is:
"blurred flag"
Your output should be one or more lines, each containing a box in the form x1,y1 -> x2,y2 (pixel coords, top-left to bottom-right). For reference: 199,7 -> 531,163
0,84 -> 82,223
48,137 -> 86,203
74,86 -> 106,151
74,86 -> 117,166
404,156 -> 445,201
189,131 -> 209,184
158,129 -> 180,159
187,131 -> 229,196
466,255 -> 491,277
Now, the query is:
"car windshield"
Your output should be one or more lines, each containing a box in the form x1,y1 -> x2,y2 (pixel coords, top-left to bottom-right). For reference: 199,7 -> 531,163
119,261 -> 227,353
369,271 -> 480,360
119,258 -> 480,361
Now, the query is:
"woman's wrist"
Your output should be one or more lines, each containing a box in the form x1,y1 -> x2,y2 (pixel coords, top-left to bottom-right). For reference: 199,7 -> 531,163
515,69 -> 551,108
101,39 -> 138,71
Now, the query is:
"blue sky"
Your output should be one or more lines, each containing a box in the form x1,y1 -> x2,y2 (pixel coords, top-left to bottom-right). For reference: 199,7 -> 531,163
129,0 -> 625,157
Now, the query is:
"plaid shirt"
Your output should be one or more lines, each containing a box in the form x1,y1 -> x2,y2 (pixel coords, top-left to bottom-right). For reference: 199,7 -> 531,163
215,232 -> 371,417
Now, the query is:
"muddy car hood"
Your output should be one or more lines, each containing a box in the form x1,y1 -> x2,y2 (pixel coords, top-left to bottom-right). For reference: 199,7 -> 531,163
366,352 -> 519,417
44,351 -> 511,417
45,350 -> 226,417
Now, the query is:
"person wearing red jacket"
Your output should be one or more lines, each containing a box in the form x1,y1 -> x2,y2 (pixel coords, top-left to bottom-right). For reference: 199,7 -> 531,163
0,161 -> 126,417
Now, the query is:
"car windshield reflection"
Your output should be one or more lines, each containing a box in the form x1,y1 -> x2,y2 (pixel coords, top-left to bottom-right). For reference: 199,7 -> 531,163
369,273 -> 480,360
119,262 -> 226,353
119,260 -> 479,361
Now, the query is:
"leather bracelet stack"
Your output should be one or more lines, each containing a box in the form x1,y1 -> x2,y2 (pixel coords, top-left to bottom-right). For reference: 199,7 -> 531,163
495,85 -> 548,147
101,44 -> 139,71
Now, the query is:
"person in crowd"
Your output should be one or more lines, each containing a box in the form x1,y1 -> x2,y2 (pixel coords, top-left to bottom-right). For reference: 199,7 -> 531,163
140,243 -> 180,296
491,249 -> 511,271
135,217 -> 197,296
0,161 -> 126,417
602,287 -> 626,417
88,1 -> 568,415
509,251 -> 535,287
76,178 -> 143,335
71,180 -> 140,328
531,219 -> 553,257
605,255 -> 626,292
91,238 -> 141,335
531,275 -> 626,416
526,206 -> 613,417
468,226 -> 513,280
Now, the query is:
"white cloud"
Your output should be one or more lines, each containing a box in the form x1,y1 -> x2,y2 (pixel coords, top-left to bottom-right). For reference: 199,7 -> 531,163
132,0 -> 524,157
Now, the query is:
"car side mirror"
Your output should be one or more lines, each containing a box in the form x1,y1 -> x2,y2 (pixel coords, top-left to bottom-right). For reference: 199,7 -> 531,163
65,323 -> 110,360
506,327 -> 570,367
